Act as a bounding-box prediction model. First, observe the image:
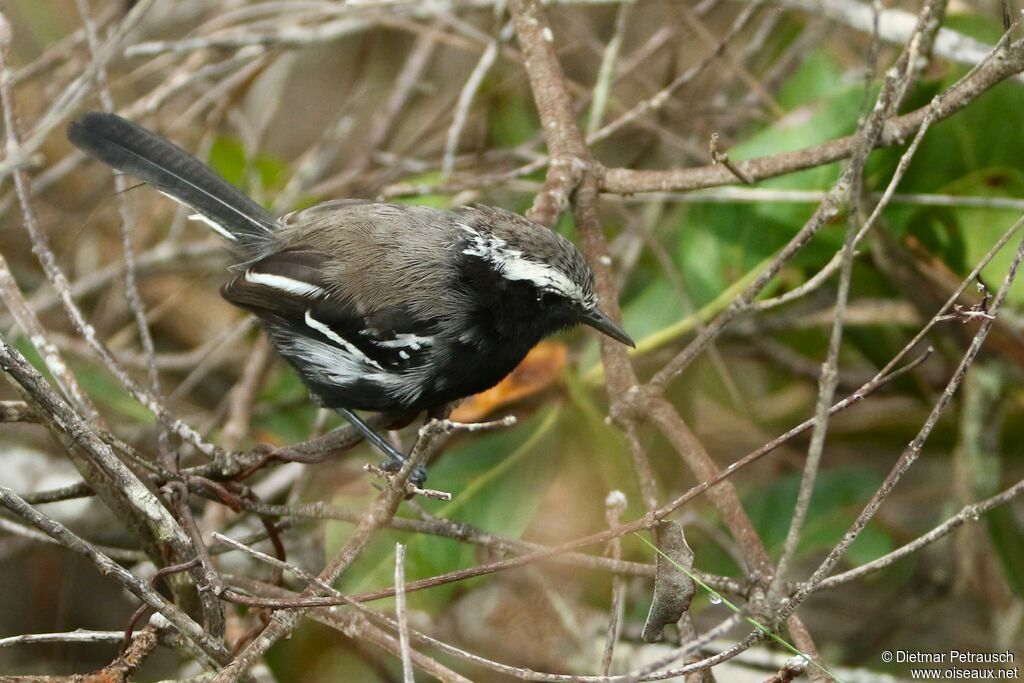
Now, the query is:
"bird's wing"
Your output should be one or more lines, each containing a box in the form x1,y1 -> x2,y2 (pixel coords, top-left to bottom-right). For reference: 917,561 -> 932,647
278,199 -> 378,226
221,247 -> 438,372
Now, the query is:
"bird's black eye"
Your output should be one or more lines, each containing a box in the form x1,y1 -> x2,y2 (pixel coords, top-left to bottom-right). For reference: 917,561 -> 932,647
538,289 -> 562,307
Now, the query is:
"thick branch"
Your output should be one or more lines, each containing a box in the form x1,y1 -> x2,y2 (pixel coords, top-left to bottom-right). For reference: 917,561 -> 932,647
602,37 -> 1024,194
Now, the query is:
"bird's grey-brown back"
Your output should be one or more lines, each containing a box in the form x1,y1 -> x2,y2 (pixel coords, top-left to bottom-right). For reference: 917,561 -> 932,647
275,201 -> 472,319
272,201 -> 595,322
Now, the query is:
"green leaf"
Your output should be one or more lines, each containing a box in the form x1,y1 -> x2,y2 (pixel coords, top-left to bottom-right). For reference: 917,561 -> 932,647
580,252 -> 778,385
207,135 -> 289,200
254,152 -> 288,192
13,338 -> 152,423
676,204 -> 796,304
562,373 -> 646,518
776,49 -> 849,109
251,367 -> 318,444
896,169 -> 1024,304
844,523 -> 895,568
75,366 -> 153,424
207,136 -> 247,187
487,92 -> 539,148
734,94 -> 862,226
744,466 -> 894,563
943,12 -> 1005,44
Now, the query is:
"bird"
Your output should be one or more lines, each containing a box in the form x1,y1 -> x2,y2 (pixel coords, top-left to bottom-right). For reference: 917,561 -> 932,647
67,112 -> 634,485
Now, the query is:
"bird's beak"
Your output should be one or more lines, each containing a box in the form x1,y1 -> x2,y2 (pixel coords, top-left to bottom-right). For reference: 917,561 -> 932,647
581,307 -> 635,348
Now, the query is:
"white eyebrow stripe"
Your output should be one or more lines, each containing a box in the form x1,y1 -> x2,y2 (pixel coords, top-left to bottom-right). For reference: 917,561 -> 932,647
499,257 -> 584,300
187,212 -> 237,241
303,310 -> 384,371
459,223 -> 593,305
244,270 -> 325,297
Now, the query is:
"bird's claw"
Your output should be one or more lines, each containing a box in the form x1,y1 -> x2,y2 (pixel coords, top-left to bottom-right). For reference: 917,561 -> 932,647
380,457 -> 428,489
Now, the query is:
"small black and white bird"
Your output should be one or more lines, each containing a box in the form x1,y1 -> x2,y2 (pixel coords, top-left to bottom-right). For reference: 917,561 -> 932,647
67,112 -> 634,484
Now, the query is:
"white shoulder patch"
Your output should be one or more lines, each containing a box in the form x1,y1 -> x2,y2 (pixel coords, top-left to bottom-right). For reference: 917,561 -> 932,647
373,332 -> 433,351
303,310 -> 384,371
303,311 -> 387,370
244,270 -> 325,297
272,328 -> 426,407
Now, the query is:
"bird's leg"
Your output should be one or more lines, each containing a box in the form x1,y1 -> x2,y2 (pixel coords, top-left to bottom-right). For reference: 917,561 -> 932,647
338,408 -> 427,487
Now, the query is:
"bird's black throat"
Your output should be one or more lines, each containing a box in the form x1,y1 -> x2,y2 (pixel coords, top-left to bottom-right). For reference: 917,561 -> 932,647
437,251 -> 578,402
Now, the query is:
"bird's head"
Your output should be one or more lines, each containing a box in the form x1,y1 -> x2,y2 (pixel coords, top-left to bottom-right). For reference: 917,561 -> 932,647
455,208 -> 635,348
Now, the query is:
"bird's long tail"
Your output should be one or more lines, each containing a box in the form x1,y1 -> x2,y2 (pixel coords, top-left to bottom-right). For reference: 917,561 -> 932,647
67,112 -> 277,253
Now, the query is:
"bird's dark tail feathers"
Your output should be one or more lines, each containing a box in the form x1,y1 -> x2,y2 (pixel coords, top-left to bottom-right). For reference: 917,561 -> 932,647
67,112 -> 277,253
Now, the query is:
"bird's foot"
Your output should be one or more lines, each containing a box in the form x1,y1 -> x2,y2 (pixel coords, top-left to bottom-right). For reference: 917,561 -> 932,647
380,455 -> 428,489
